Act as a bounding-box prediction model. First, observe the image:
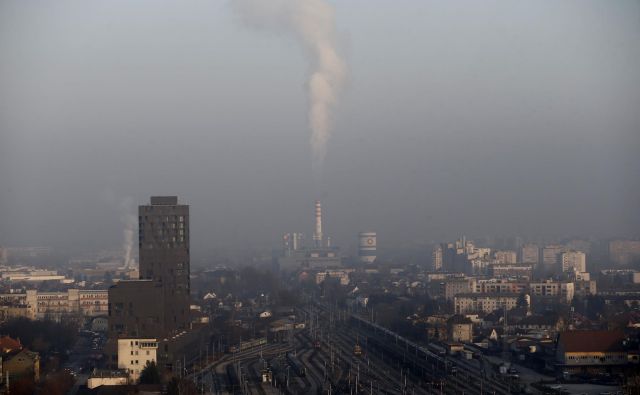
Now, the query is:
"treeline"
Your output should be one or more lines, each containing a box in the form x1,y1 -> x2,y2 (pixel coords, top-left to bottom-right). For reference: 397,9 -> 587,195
0,316 -> 78,355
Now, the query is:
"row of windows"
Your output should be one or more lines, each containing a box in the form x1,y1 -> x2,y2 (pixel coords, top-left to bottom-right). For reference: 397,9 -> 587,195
140,215 -> 185,222
130,350 -> 152,356
128,358 -> 154,366
139,242 -> 187,249
140,222 -> 185,229
567,354 -> 623,361
139,236 -> 186,243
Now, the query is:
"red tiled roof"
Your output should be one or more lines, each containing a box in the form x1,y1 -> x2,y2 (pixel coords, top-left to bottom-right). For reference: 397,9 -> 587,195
558,330 -> 625,353
0,335 -> 22,353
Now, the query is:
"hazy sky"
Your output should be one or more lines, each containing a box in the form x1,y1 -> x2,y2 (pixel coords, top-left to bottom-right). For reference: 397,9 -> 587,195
1,1 -> 639,258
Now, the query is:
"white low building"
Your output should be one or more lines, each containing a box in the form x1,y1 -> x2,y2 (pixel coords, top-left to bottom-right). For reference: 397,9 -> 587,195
117,338 -> 158,382
87,370 -> 129,389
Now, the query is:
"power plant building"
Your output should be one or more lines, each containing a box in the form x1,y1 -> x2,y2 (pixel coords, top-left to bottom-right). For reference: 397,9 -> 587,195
277,200 -> 342,272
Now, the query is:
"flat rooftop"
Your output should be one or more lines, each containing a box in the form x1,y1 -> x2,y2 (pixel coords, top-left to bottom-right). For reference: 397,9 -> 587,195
150,196 -> 178,205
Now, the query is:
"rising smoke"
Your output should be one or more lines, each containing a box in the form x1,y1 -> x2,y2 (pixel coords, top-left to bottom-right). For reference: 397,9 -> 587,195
119,197 -> 137,269
233,0 -> 346,173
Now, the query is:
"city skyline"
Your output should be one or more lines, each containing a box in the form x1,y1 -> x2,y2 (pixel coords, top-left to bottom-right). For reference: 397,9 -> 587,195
1,1 -> 639,392
1,1 -> 639,254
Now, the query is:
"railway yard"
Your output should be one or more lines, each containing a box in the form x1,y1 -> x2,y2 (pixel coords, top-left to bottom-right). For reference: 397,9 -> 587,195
189,301 -> 521,394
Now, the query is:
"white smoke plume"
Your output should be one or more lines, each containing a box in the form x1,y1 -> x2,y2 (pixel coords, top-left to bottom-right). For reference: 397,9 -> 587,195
233,0 -> 346,173
119,197 -> 137,270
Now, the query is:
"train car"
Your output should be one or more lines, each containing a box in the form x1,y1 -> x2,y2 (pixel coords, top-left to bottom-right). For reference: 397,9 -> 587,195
428,343 -> 447,357
286,352 -> 306,377
229,337 -> 267,353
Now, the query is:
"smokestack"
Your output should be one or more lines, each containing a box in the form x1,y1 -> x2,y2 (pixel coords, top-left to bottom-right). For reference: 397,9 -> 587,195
313,200 -> 323,247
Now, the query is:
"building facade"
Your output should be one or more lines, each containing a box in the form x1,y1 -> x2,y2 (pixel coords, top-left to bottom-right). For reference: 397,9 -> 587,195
542,245 -> 565,266
609,240 -> 640,266
494,250 -> 517,264
529,281 -> 574,303
520,244 -> 539,264
117,338 -> 158,382
442,279 -> 476,301
138,196 -> 191,332
454,293 -> 521,314
561,251 -> 586,273
489,264 -> 533,279
475,279 -> 527,294
0,289 -> 108,322
432,245 -> 443,271
556,330 -> 628,372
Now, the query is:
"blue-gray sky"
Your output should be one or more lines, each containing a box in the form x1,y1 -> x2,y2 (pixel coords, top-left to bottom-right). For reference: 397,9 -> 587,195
1,1 -> 639,257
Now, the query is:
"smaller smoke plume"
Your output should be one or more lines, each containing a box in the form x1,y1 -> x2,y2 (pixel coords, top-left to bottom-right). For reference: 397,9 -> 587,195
119,197 -> 137,269
233,0 -> 346,173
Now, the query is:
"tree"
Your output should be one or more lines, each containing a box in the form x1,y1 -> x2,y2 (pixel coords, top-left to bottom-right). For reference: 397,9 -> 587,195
167,377 -> 198,395
516,293 -> 529,309
10,378 -> 36,395
36,371 -> 74,395
139,361 -> 161,384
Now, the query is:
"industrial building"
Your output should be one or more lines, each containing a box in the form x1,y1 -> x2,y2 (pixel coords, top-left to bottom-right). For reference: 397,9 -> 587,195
358,231 -> 377,264
277,200 -> 342,272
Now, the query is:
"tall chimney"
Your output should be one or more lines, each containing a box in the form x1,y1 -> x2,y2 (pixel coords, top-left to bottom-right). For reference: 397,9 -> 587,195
313,200 -> 323,247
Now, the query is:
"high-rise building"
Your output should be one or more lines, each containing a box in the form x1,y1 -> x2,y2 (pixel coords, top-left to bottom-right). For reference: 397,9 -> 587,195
494,250 -> 517,264
312,200 -> 323,247
542,244 -> 565,266
108,196 -> 205,372
520,244 -> 539,264
432,245 -> 443,271
609,240 -> 640,266
109,196 -> 190,339
138,196 -> 190,331
562,251 -> 586,273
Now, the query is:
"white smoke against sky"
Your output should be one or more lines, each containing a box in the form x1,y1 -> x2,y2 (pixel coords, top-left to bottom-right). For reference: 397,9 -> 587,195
232,0 -> 347,173
119,197 -> 137,269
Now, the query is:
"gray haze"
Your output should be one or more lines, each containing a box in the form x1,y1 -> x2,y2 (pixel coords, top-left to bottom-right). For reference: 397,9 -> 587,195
1,1 -> 639,259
